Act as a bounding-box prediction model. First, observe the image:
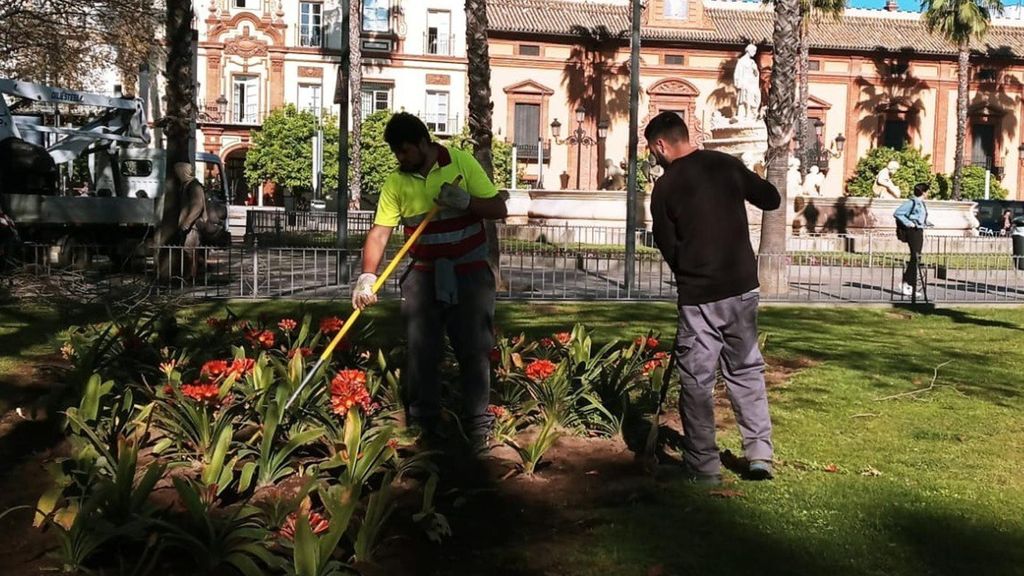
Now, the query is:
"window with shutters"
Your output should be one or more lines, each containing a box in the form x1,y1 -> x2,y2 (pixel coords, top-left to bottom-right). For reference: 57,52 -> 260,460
232,75 -> 259,124
514,103 -> 541,160
361,83 -> 392,117
425,91 -> 450,134
518,44 -> 540,56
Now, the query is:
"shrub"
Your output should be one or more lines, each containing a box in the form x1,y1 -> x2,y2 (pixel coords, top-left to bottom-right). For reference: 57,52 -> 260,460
933,165 -> 1008,200
846,146 -> 937,198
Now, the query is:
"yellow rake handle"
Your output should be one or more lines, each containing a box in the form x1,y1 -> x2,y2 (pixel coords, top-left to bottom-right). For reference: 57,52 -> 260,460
283,175 -> 460,411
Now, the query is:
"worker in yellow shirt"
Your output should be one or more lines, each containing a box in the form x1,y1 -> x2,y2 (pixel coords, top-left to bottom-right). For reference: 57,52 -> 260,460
353,112 -> 507,451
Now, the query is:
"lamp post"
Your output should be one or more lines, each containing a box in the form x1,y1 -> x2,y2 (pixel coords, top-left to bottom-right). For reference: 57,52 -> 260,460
818,132 -> 846,173
551,108 -> 608,189
216,94 -> 228,122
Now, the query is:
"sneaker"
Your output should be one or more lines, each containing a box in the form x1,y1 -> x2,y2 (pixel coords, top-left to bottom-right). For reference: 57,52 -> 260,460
900,282 -> 914,296
747,459 -> 774,480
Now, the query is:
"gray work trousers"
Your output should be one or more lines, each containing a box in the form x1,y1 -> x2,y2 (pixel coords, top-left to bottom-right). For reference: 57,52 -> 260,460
400,266 -> 496,436
674,291 -> 774,475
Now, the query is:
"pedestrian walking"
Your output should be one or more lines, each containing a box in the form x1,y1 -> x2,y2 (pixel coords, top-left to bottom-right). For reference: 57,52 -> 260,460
645,111 -> 780,483
352,112 -> 507,452
894,183 -> 931,298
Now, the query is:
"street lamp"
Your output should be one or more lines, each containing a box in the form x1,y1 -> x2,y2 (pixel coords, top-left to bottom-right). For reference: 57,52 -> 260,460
216,94 -> 228,122
820,132 -> 846,163
552,108 -> 608,189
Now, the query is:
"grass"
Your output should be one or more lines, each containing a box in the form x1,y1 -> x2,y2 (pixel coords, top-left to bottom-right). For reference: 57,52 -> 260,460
3,301 -> 1024,574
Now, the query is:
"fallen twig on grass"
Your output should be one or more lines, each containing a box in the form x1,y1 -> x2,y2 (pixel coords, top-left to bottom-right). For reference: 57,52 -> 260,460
850,413 -> 880,418
875,360 -> 955,401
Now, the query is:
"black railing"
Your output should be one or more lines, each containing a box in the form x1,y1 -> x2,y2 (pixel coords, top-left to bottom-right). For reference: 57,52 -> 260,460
514,142 -> 552,162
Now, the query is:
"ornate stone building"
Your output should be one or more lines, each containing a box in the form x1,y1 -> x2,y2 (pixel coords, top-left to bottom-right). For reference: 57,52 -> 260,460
190,0 -> 469,205
486,0 -> 1024,199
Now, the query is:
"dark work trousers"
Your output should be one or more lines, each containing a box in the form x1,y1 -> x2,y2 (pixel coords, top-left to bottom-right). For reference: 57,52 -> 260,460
903,227 -> 924,287
400,265 -> 496,438
675,291 -> 774,476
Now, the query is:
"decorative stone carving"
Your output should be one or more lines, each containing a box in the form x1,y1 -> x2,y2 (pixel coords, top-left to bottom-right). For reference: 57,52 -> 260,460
787,157 -> 803,192
298,66 -> 323,78
803,165 -> 825,196
426,74 -> 450,86
224,29 -> 268,57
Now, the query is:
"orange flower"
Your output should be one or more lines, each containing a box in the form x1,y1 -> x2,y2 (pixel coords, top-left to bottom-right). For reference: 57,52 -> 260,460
486,404 -> 508,420
329,369 -> 373,416
540,337 -> 554,348
386,438 -> 400,450
554,332 -> 572,345
180,382 -> 221,405
159,359 -> 177,376
245,329 -> 275,349
229,357 -> 256,377
634,336 -> 660,349
278,318 -> 298,332
200,359 -> 230,380
287,347 -> 314,359
206,317 -> 228,329
279,511 -> 330,541
319,316 -> 344,334
643,352 -> 671,376
525,359 -> 557,382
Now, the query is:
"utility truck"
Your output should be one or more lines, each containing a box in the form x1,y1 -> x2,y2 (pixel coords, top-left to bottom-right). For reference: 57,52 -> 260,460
0,78 -> 227,264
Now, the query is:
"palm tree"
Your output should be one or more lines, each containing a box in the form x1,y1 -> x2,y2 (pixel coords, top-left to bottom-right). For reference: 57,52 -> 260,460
348,0 -> 362,208
794,0 -> 845,175
758,0 -> 801,296
164,0 -> 193,166
922,0 -> 1002,200
465,0 -> 501,282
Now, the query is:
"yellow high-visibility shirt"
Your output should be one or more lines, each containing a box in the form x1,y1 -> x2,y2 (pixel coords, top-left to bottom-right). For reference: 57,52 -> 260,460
373,145 -> 498,227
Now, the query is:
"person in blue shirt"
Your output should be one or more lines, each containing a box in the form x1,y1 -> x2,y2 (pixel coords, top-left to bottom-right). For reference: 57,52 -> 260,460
893,183 -> 931,297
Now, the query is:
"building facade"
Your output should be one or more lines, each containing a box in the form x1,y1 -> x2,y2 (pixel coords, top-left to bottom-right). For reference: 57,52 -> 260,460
486,0 -> 1024,200
188,0 -> 468,205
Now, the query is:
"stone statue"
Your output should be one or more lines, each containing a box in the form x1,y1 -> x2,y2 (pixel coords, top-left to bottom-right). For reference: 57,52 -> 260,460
733,44 -> 761,124
599,158 -> 625,190
803,165 -> 825,196
873,160 -> 901,198
787,157 -> 803,193
710,110 -> 728,130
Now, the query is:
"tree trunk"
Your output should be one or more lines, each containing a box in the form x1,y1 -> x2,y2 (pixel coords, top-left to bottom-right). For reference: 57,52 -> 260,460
758,0 -> 801,296
952,45 -> 969,201
348,0 -> 362,209
158,0 -> 194,248
796,22 -> 810,176
465,0 -> 501,285
164,0 -> 193,167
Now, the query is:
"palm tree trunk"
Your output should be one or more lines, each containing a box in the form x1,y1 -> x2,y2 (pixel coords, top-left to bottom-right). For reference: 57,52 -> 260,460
952,45 -> 969,201
796,23 -> 810,176
348,0 -> 362,209
164,0 -> 193,166
158,0 -> 193,249
465,0 -> 501,285
758,0 -> 801,296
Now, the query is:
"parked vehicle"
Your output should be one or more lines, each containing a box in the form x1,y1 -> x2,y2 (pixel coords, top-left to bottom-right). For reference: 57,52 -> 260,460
975,199 -> 1024,236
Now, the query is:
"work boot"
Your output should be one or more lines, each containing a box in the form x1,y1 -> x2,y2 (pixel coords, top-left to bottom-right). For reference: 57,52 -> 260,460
747,459 -> 774,480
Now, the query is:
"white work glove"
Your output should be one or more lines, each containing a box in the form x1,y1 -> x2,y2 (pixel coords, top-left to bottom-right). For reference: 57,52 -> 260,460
436,182 -> 471,211
352,273 -> 378,310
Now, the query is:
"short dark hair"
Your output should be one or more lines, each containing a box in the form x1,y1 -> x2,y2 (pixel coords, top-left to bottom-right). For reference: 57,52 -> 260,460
644,112 -> 690,144
384,112 -> 430,149
913,182 -> 929,197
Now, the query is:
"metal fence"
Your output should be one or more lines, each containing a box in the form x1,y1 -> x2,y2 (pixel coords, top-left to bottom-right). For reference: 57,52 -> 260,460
7,234 -> 1024,303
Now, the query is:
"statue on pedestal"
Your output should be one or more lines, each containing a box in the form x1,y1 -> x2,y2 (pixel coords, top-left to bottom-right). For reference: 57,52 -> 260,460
733,44 -> 762,124
803,165 -> 825,196
873,161 -> 902,199
787,157 -> 803,193
599,158 -> 625,190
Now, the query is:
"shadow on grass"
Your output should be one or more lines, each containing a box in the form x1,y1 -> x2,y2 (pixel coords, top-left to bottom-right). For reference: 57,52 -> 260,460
893,304 -> 1024,332
885,507 -> 1024,576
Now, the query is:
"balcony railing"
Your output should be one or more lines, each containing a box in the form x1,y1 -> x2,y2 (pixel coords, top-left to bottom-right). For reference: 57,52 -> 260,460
423,113 -> 460,136
514,141 -> 551,162
424,32 -> 454,56
296,27 -> 324,48
197,99 -> 265,126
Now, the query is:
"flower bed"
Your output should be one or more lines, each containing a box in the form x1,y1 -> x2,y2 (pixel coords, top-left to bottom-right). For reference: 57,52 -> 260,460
26,310 -> 672,573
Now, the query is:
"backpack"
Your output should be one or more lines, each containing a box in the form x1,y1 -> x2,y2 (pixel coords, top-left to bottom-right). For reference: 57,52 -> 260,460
896,220 -> 908,243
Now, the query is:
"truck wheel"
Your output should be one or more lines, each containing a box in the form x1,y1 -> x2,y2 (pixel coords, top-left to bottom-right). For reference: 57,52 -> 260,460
53,236 -> 90,269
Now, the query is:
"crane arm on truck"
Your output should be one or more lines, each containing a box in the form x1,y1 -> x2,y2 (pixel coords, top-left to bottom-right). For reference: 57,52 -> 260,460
0,79 -> 150,163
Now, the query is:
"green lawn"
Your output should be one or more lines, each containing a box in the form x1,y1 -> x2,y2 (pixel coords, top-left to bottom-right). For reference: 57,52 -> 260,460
2,302 -> 1023,575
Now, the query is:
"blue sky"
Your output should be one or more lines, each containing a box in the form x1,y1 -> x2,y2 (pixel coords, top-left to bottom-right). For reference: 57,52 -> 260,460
847,0 -> 921,10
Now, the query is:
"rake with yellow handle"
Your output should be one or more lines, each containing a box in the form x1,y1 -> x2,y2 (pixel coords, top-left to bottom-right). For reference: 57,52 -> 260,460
283,175 -> 462,412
